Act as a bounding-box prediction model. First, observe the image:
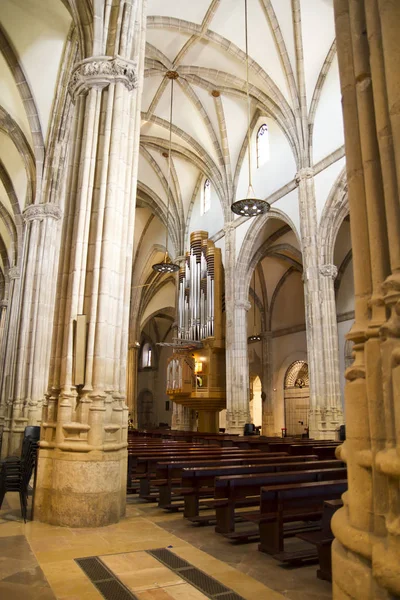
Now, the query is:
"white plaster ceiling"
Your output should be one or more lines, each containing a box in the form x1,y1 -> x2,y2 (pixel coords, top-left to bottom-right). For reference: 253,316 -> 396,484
0,0 -> 71,274
139,0 -> 343,279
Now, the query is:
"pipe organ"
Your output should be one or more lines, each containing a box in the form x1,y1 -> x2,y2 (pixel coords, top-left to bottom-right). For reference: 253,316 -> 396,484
167,231 -> 226,433
178,232 -> 223,344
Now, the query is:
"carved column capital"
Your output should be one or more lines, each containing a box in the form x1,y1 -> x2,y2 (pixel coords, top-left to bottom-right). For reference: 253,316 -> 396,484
69,56 -> 138,100
8,266 -> 20,280
295,167 -> 314,183
174,255 -> 186,264
23,203 -> 63,223
320,264 -> 338,279
0,299 -> 8,308
235,299 -> 252,312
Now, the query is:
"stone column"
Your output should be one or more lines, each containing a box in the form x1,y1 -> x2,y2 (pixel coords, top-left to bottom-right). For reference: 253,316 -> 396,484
126,344 -> 139,426
34,0 -> 146,527
5,204 -> 63,456
297,168 -> 328,438
0,300 -> 7,346
172,404 -> 194,431
261,331 -> 275,435
225,223 -> 251,433
0,267 -> 22,458
319,263 -> 343,438
298,168 -> 344,439
225,298 -> 252,433
331,1 -> 400,598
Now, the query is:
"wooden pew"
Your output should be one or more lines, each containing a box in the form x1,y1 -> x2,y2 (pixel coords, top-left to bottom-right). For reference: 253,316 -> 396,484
133,449 -> 267,498
213,467 -> 346,538
181,459 -> 341,521
154,453 -> 289,508
296,498 -> 343,578
258,480 -> 347,558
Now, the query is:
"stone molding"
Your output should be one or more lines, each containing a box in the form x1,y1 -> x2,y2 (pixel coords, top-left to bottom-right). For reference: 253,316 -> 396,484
295,167 -> 314,182
235,299 -> 252,311
0,299 -> 8,308
23,203 -> 63,223
69,56 -> 138,99
320,263 -> 338,279
223,222 -> 235,234
8,266 -> 20,280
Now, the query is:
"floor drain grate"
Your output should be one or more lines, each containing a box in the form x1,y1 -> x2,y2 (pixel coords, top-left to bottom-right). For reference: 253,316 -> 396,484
75,557 -> 138,600
147,548 -> 246,600
148,547 -> 191,569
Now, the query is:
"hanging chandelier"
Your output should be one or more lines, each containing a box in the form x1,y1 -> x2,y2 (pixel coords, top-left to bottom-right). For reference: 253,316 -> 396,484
152,71 -> 179,273
231,0 -> 270,217
248,268 -> 262,343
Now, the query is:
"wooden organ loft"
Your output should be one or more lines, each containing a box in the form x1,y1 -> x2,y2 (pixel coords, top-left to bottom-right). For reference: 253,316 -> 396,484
166,231 -> 226,433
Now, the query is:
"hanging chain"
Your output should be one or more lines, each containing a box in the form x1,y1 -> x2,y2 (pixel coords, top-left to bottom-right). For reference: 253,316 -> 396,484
165,77 -> 174,261
245,0 -> 253,189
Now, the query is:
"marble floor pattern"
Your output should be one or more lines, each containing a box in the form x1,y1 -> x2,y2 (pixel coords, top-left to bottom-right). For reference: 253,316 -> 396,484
0,493 -> 332,600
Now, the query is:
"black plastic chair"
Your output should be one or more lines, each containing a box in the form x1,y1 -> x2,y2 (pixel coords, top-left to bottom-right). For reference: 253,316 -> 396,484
0,426 -> 40,522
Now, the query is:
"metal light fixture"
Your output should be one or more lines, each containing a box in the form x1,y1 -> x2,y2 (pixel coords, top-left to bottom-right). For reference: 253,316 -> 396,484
248,268 -> 262,343
152,71 -> 179,273
231,0 -> 270,217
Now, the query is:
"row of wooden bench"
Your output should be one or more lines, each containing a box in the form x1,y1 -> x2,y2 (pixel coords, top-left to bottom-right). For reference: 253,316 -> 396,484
127,434 -> 344,580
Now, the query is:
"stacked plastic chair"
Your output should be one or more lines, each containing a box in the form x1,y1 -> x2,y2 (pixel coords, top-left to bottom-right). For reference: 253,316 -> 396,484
0,425 -> 40,522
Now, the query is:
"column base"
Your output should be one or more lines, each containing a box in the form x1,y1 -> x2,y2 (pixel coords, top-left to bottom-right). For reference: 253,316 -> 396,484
226,408 -> 250,435
34,447 -> 127,527
262,412 -> 275,436
309,407 -> 344,440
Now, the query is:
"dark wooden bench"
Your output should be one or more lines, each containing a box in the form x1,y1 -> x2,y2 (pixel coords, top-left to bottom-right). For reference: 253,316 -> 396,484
295,498 -> 343,577
180,456 -> 337,519
133,449 -> 267,498
213,468 -> 346,538
181,459 -> 342,521
258,480 -> 347,557
154,453 -> 289,508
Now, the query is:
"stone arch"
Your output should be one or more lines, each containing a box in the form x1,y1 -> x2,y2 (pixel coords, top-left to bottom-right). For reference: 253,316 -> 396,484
274,350 -> 308,434
0,107 -> 36,206
283,360 -> 310,436
0,25 -> 45,196
235,209 -> 301,306
284,360 -> 310,389
318,167 -> 348,265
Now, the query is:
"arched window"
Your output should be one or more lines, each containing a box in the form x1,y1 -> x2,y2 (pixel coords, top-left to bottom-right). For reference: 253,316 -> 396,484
256,124 -> 269,168
200,178 -> 211,215
142,342 -> 153,368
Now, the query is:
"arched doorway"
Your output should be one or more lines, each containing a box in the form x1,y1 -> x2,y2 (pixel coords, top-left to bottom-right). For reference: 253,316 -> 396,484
250,376 -> 262,428
284,361 -> 309,436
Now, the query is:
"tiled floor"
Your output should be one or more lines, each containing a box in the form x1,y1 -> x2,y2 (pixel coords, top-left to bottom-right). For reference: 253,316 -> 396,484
0,493 -> 331,600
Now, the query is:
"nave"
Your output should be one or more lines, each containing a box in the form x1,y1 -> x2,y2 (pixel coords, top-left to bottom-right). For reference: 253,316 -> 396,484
0,0 -> 400,598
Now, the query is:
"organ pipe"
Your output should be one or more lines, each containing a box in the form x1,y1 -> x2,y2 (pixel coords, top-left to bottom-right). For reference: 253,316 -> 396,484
177,231 -> 221,342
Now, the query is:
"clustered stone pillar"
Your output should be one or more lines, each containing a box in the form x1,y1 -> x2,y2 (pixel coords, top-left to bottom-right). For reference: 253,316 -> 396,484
126,344 -> 139,427
319,263 -> 343,436
0,266 -> 22,457
7,204 -> 63,456
225,224 -> 251,434
261,332 -> 275,435
225,298 -> 252,433
34,0 -> 146,527
331,0 -> 400,597
0,300 -> 7,345
171,403 -> 195,431
297,168 -> 343,439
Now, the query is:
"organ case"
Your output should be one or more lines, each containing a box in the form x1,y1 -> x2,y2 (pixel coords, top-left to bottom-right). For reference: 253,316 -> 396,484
166,231 -> 226,432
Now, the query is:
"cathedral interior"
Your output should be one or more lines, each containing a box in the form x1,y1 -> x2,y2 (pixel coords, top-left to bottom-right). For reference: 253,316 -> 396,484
0,1 -> 399,599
